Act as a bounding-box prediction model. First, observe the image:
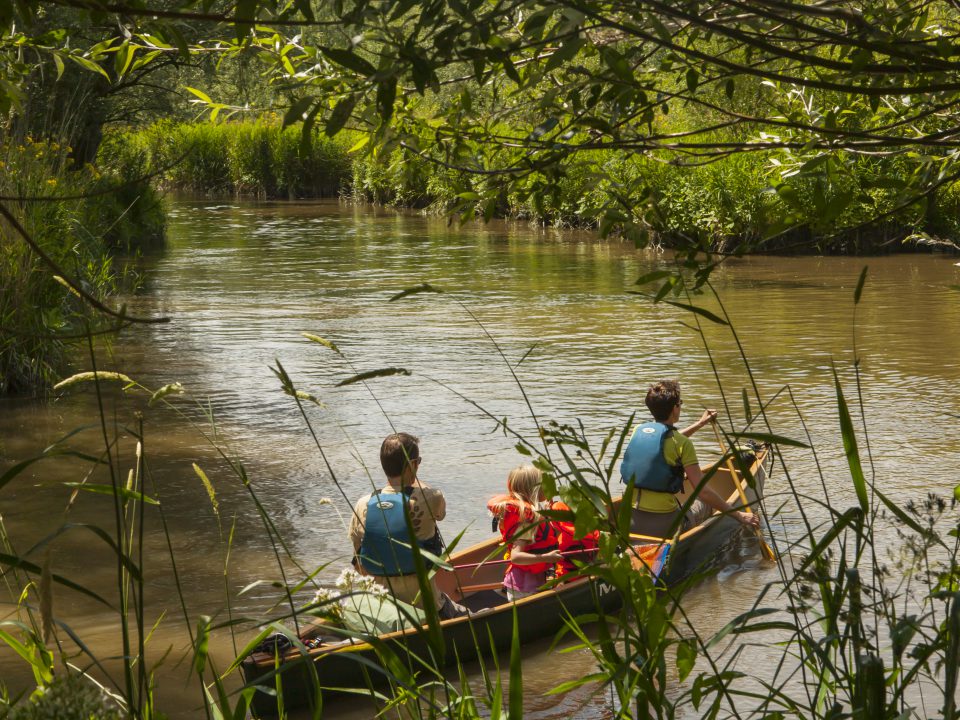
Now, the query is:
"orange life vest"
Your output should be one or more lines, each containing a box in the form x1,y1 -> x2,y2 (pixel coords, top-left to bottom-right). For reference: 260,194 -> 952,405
487,497 -> 557,574
551,501 -> 600,579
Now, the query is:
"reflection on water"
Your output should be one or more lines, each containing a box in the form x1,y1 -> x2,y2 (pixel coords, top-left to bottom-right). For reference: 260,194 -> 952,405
1,199 -> 959,716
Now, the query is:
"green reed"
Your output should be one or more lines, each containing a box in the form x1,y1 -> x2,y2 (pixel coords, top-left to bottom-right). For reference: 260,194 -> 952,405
1,262 -> 959,720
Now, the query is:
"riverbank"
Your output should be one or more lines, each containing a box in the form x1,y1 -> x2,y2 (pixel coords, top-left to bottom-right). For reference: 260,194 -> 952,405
0,136 -> 165,395
101,120 -> 960,255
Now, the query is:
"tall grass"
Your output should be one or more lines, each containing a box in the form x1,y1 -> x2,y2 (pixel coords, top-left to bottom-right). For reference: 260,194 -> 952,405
99,120 -> 357,199
0,136 -> 165,395
1,270 -> 959,719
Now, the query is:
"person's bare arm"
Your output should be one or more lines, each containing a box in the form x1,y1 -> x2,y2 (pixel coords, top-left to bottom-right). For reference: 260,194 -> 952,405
509,537 -> 563,565
684,464 -> 760,528
680,409 -> 718,437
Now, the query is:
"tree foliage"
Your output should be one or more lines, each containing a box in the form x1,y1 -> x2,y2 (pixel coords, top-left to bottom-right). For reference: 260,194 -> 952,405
6,0 -> 960,256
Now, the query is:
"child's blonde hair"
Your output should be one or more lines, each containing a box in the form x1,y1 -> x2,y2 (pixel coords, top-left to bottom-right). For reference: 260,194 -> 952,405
488,464 -> 543,519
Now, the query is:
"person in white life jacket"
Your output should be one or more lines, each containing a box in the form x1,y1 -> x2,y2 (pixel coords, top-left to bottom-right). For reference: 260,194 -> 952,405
620,380 -> 761,537
349,432 -> 467,618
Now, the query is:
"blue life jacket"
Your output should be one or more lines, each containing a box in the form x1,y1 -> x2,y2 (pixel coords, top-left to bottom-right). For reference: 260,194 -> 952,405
358,490 -> 442,576
620,422 -> 685,494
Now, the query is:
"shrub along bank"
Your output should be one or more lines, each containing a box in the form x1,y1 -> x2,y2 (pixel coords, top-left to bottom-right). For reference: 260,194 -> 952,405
0,137 -> 165,395
105,120 -> 960,255
99,119 -> 356,199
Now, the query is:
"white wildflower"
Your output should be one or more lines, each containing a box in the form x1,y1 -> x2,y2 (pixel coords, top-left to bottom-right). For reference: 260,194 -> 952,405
310,587 -> 344,621
335,567 -> 388,598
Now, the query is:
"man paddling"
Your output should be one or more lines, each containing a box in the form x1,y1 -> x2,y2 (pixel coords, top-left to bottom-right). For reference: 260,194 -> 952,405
621,380 -> 760,537
349,432 -> 466,618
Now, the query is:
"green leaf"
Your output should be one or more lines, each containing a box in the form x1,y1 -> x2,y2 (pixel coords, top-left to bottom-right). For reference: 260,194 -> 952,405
661,300 -> 728,325
348,135 -> 370,153
527,117 -> 558,141
854,266 -> 868,305
325,95 -> 357,136
508,606 -> 523,719
634,270 -> 673,286
735,431 -> 809,448
376,77 -> 397,125
194,615 -> 211,674
544,37 -> 584,73
62,483 -> 159,505
184,86 -> 212,104
282,96 -> 315,128
321,46 -> 377,76
115,42 -> 135,78
834,370 -> 869,513
676,638 -> 697,681
335,368 -> 411,387
69,54 -> 110,80
775,184 -> 803,211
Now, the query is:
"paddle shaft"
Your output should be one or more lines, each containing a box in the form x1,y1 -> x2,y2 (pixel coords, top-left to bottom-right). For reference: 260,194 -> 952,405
711,421 -> 776,561
453,547 -> 598,572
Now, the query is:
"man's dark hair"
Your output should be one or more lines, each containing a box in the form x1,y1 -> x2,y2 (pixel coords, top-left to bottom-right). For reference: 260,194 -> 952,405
380,432 -> 420,478
645,380 -> 681,422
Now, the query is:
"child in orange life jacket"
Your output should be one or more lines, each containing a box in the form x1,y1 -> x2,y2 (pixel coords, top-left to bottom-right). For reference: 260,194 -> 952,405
550,501 -> 600,580
487,465 -> 563,601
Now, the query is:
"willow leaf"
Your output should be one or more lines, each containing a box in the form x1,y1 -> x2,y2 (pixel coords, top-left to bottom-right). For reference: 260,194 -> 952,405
661,300 -> 728,325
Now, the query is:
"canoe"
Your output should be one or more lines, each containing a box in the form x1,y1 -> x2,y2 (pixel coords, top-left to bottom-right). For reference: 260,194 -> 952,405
241,444 -> 769,716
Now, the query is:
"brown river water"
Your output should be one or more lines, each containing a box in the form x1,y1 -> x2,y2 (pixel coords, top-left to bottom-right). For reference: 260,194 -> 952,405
1,199 -> 959,717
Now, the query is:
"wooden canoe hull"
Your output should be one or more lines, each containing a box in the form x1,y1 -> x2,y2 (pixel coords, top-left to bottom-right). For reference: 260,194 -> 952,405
241,446 -> 769,716
242,573 -> 622,716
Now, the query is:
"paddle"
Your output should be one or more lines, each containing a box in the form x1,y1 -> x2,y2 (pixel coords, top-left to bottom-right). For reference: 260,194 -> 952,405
711,420 -> 777,562
629,541 -> 671,582
453,548 -> 599,572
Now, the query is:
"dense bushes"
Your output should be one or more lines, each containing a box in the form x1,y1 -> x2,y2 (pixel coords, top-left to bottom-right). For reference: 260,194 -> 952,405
0,136 -> 164,395
103,119 -> 960,253
100,119 -> 356,199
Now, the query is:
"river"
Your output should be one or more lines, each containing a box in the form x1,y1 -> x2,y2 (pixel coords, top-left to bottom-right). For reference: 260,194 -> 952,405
1,198 -> 959,717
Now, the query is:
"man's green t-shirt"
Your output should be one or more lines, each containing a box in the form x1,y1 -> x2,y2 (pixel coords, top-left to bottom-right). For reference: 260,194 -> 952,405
634,429 -> 698,513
